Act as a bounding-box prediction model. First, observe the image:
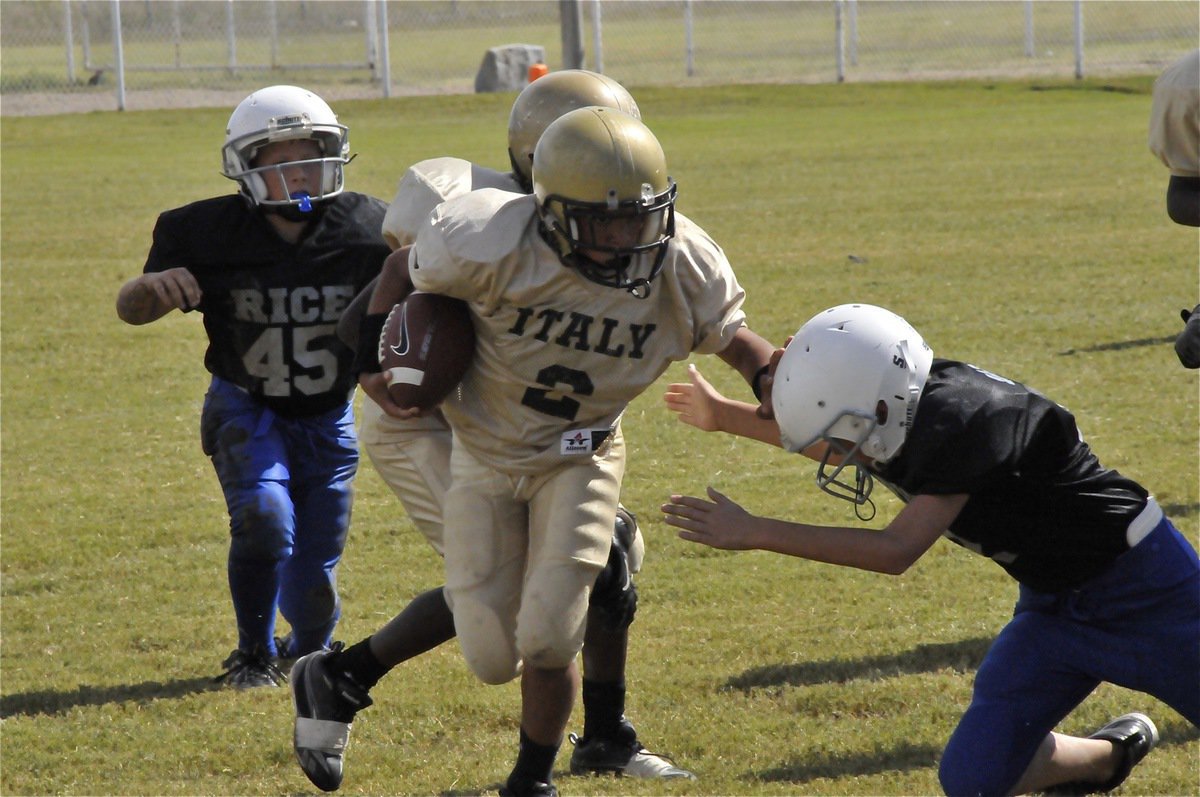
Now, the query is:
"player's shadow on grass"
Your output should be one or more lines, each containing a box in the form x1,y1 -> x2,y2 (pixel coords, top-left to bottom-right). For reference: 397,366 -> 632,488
1057,334 -> 1176,355
0,677 -> 222,718
723,636 -> 994,692
758,740 -> 942,784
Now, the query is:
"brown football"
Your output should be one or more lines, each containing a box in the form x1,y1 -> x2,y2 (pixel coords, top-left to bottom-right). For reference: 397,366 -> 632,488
377,291 -> 474,411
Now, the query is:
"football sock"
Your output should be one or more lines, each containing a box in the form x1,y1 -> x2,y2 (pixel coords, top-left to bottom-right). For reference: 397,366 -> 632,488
332,637 -> 388,690
581,678 -> 632,741
227,556 -> 282,655
510,726 -> 559,786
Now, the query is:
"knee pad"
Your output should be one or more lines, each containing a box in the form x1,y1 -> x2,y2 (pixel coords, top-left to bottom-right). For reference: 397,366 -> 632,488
452,594 -> 522,684
588,506 -> 639,630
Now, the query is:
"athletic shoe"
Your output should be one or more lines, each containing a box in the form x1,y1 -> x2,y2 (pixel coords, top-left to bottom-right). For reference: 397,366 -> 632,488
1052,713 -> 1160,795
498,774 -> 558,797
214,647 -> 287,689
290,645 -> 373,792
568,732 -> 696,779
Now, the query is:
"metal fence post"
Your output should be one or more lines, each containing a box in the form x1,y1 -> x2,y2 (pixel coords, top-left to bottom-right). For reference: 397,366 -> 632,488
684,0 -> 694,77
376,0 -> 391,98
225,0 -> 237,77
81,0 -> 93,71
590,0 -> 603,73
172,0 -> 182,68
366,0 -> 378,79
1023,0 -> 1034,58
111,0 -> 125,110
848,0 -> 857,67
835,0 -> 846,83
269,0 -> 279,70
560,0 -> 584,70
1073,0 -> 1084,79
63,0 -> 76,84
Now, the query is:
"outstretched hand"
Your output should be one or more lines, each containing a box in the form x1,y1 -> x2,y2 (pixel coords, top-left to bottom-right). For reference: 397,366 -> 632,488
663,364 -> 725,432
662,486 -> 757,550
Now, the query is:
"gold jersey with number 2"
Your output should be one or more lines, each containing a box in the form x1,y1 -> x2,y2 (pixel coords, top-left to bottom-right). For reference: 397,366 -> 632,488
410,185 -> 747,476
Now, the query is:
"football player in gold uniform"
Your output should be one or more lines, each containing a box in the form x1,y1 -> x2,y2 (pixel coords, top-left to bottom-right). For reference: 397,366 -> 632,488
293,106 -> 774,796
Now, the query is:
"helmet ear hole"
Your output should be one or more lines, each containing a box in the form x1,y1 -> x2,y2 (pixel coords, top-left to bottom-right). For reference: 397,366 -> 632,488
875,400 -> 889,425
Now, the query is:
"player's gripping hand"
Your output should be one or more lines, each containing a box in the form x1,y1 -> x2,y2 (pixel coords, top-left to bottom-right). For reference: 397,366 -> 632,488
357,372 -> 427,420
1176,305 -> 1200,369
754,343 -> 788,420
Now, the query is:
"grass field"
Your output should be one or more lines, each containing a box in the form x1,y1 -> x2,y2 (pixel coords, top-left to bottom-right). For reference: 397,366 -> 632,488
2,77 -> 1197,795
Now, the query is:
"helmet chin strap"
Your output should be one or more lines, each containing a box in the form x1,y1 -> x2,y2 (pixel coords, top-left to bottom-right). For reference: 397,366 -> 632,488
626,278 -> 651,299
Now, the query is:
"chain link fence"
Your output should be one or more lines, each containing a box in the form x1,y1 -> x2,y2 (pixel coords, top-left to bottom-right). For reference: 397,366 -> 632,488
2,0 -> 1196,116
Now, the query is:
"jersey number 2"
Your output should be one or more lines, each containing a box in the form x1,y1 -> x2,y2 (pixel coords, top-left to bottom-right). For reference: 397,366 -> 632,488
522,363 -> 594,420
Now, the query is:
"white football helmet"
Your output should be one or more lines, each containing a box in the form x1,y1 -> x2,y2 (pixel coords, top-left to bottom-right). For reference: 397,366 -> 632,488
507,69 -> 641,192
772,304 -> 933,505
221,85 -> 350,211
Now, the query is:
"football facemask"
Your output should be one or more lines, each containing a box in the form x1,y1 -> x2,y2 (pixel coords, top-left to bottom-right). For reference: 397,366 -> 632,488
540,181 -> 676,297
811,417 -> 880,508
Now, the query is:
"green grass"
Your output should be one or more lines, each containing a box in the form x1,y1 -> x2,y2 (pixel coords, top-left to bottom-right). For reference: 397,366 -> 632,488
2,79 -> 1198,795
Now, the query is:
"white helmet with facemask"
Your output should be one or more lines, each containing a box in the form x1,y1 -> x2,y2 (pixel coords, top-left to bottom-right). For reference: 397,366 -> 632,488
771,304 -> 933,507
221,85 -> 350,214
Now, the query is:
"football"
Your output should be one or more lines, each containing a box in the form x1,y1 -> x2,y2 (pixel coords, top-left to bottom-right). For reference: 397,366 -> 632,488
377,291 -> 475,411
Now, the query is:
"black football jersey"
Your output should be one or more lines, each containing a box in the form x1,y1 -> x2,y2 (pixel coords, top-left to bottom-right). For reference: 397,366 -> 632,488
876,360 -> 1149,592
144,193 -> 390,417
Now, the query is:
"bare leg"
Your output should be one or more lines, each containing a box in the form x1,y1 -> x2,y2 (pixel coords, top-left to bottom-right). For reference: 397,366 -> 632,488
522,660 -> 579,746
1008,734 -> 1119,796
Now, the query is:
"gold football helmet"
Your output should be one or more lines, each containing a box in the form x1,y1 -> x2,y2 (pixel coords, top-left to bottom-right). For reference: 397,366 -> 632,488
507,69 -> 640,193
533,107 -> 675,296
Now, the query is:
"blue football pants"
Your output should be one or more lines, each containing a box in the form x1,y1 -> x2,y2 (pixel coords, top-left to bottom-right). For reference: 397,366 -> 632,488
201,376 -> 358,658
939,516 -> 1200,796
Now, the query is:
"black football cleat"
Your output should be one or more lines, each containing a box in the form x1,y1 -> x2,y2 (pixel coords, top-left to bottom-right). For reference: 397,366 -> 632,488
214,646 -> 287,689
568,729 -> 695,779
290,645 -> 373,792
1050,713 -> 1159,795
